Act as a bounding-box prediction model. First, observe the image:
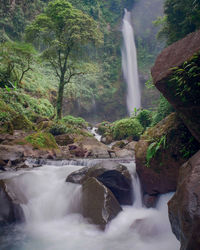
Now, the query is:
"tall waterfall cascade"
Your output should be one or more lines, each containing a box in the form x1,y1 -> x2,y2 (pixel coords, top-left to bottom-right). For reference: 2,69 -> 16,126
122,9 -> 141,115
0,160 -> 179,250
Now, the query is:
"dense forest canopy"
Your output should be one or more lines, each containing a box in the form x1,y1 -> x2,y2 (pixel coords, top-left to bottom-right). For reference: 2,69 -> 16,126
158,0 -> 200,44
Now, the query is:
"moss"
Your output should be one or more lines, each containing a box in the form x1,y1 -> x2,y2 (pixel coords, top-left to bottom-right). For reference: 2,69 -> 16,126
25,132 -> 58,149
11,114 -> 35,131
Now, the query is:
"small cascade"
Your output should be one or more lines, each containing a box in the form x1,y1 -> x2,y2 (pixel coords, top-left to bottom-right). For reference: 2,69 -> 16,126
0,160 -> 179,250
88,127 -> 102,142
122,9 -> 141,115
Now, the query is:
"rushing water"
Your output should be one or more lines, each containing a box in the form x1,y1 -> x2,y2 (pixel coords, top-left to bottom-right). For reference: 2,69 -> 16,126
88,127 -> 102,142
0,161 -> 179,250
122,9 -> 141,115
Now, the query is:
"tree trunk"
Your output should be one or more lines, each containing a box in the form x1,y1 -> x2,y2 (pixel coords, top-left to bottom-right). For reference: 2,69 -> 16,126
56,78 -> 65,119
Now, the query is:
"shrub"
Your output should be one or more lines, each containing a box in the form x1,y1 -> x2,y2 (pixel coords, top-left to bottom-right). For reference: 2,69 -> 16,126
151,95 -> 174,126
25,132 -> 58,149
112,118 -> 143,140
61,115 -> 88,128
97,121 -> 111,135
48,122 -> 68,136
136,109 -> 152,130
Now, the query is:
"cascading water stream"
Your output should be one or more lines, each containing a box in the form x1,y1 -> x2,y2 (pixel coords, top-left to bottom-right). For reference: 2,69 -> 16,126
122,9 -> 141,115
0,160 -> 179,250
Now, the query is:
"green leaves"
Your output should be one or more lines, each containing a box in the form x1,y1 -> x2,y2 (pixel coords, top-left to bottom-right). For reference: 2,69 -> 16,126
158,0 -> 200,44
146,135 -> 166,167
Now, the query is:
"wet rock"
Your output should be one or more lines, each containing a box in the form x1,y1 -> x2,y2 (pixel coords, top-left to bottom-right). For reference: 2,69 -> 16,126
82,177 -> 122,229
143,194 -> 158,208
168,150 -> 200,250
0,145 -> 24,162
97,170 -> 133,205
135,113 -> 199,196
101,135 -> 113,145
66,160 -> 131,185
115,149 -> 134,158
111,140 -> 128,149
124,141 -> 137,151
68,144 -> 87,157
0,180 -> 25,225
152,29 -> 200,143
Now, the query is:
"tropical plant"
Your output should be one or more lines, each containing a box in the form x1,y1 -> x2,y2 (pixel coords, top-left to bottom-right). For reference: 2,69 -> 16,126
26,0 -> 103,119
146,135 -> 166,167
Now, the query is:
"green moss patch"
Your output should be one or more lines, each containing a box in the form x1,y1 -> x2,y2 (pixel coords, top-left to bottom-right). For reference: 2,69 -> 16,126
25,132 -> 58,149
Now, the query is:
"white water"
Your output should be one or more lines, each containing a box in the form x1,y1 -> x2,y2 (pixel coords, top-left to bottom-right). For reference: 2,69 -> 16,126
89,127 -> 102,142
122,9 -> 141,115
0,161 -> 179,250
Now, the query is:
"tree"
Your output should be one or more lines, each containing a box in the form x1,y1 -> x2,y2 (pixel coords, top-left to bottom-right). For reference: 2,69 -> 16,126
0,41 -> 36,88
157,0 -> 200,45
26,0 -> 102,119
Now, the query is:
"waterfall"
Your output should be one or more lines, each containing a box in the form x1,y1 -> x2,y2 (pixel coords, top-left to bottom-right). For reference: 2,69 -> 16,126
0,160 -> 179,250
122,9 -> 141,115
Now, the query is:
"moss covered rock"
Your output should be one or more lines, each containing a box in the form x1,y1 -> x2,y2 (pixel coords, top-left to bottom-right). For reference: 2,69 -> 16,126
135,113 -> 200,199
152,30 -> 200,143
11,114 -> 35,131
25,132 -> 58,149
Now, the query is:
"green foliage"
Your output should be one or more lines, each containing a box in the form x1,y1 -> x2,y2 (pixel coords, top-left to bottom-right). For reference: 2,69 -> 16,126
151,95 -> 174,126
146,135 -> 166,167
112,117 -> 143,140
0,41 -> 36,87
136,109 -> 152,130
26,0 -> 103,118
0,90 -> 54,121
26,132 -> 58,149
0,0 -> 45,40
169,53 -> 200,105
48,122 -> 68,135
97,121 -> 111,135
157,0 -> 200,44
61,115 -> 88,128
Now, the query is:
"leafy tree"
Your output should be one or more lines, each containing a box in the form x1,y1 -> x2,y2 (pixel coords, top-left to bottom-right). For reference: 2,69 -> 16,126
26,0 -> 102,119
158,0 -> 200,44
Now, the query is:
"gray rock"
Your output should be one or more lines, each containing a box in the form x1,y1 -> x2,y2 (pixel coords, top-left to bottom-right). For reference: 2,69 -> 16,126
66,160 -> 131,184
0,180 -> 25,225
82,177 -> 122,229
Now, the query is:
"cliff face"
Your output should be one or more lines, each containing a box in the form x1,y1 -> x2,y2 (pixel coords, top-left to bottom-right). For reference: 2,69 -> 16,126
151,29 -> 200,143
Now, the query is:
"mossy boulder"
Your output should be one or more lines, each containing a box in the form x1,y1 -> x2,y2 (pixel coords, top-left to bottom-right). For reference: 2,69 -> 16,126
135,113 -> 200,199
11,114 -> 35,131
25,132 -> 58,149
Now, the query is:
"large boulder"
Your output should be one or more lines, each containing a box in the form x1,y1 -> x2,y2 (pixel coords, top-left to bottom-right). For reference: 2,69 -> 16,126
55,134 -> 74,146
152,29 -> 200,143
82,177 -> 122,229
97,170 -> 133,205
0,180 -> 25,225
168,150 -> 200,250
0,145 -> 24,162
66,160 -> 132,185
135,113 -> 199,197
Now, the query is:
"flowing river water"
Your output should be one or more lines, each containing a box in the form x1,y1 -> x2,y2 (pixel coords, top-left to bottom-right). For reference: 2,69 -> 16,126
0,160 -> 180,250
